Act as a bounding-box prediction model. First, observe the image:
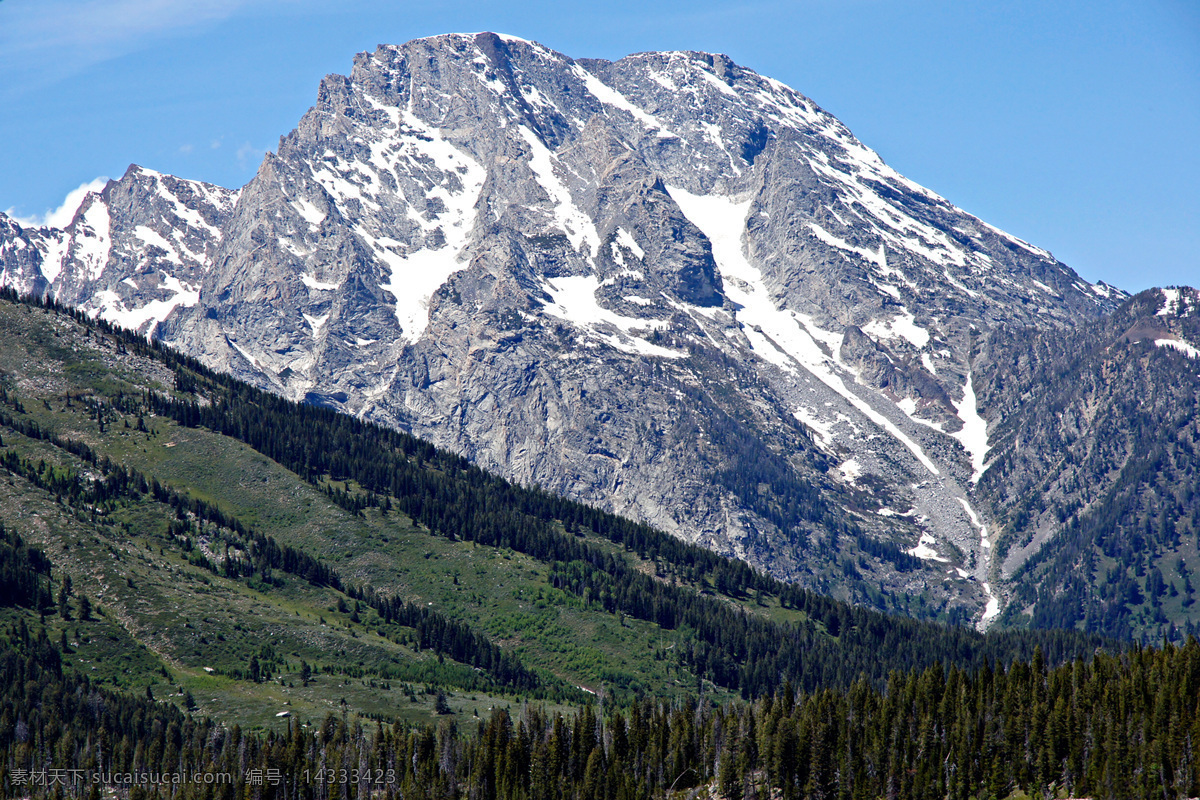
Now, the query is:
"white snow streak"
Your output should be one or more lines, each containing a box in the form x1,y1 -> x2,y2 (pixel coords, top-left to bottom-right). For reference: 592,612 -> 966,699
93,275 -> 199,331
950,373 -> 990,483
37,232 -> 71,285
76,200 -> 112,281
980,585 -> 1001,627
806,222 -> 885,268
1156,338 -> 1200,359
301,273 -> 340,291
574,67 -> 674,136
614,227 -> 645,260
375,110 -> 487,343
542,275 -> 683,359
519,127 -> 599,257
667,185 -> 941,476
957,498 -> 989,549
133,226 -> 181,264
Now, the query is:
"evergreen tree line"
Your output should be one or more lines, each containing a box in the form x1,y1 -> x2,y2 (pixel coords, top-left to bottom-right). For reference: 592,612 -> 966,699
3,610 -> 1200,800
137,374 -> 1106,694
0,408 -> 337,590
0,396 -> 539,692
0,522 -> 52,610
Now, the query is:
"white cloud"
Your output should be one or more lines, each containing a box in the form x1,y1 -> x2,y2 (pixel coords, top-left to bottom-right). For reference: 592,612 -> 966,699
4,0 -> 255,54
236,141 -> 268,170
8,178 -> 110,229
0,0 -> 318,92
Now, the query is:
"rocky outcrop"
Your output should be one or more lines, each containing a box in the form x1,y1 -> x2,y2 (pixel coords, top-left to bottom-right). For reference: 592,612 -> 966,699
0,33 -> 1134,627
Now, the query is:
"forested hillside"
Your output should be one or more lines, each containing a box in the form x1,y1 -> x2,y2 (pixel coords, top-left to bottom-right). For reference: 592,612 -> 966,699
3,606 -> 1199,799
0,287 -> 1104,709
6,287 -> 1200,799
977,288 -> 1200,641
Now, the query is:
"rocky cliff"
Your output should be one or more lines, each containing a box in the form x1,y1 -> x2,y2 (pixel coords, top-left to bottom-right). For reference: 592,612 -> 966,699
2,33 -> 1150,629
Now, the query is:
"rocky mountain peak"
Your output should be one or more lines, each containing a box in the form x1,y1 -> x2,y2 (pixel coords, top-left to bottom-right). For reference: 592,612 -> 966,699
0,33 -> 1141,628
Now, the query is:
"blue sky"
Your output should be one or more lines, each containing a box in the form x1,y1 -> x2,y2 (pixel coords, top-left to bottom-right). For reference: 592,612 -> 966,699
1,0 -> 1196,292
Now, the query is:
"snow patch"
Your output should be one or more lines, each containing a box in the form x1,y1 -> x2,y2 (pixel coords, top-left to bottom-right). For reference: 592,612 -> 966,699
806,222 -> 885,268
1157,288 -> 1195,317
93,274 -> 199,331
542,275 -> 683,359
229,341 -> 261,369
76,200 -> 112,281
1031,279 -> 1059,297
950,373 -> 990,483
862,308 -> 929,349
133,226 -> 181,264
1158,288 -> 1180,316
979,584 -> 1001,628
838,458 -> 862,483
150,177 -> 227,238
647,70 -> 678,91
519,127 -> 598,257
907,532 -> 948,563
1156,338 -> 1200,359
292,198 -> 325,227
806,150 -> 968,268
376,110 -> 487,343
574,66 -> 674,136
614,227 -> 645,260
693,64 -> 737,97
302,312 -> 329,333
301,273 -> 340,291
37,232 -> 71,284
667,185 -> 941,476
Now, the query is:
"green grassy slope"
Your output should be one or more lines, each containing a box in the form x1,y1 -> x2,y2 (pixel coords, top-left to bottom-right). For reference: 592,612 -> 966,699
0,290 -> 1105,733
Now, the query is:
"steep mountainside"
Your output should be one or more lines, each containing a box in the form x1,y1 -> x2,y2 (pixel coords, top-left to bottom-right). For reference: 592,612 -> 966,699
0,293 -> 1102,729
0,33 -> 1139,629
974,287 -> 1200,640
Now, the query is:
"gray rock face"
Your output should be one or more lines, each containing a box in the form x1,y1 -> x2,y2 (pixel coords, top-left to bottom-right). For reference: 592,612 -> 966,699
1,165 -> 236,333
0,33 -> 1131,626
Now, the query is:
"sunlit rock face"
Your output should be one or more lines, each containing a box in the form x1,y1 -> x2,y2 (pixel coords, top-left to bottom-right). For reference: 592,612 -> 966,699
1,33 -> 1134,628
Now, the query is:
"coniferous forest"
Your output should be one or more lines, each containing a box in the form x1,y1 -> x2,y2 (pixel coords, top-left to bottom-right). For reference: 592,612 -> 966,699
4,611 -> 1200,799
1,288 -> 1197,798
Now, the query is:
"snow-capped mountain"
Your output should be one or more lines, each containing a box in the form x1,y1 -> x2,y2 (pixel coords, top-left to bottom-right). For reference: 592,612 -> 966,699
1,167 -> 237,333
0,33 -> 1141,627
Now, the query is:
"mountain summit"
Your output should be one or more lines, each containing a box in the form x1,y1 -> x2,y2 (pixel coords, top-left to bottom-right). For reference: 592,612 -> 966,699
2,34 -> 1157,629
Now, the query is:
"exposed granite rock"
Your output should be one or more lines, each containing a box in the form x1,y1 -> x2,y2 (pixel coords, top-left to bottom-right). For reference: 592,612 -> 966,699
0,33 -> 1135,627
